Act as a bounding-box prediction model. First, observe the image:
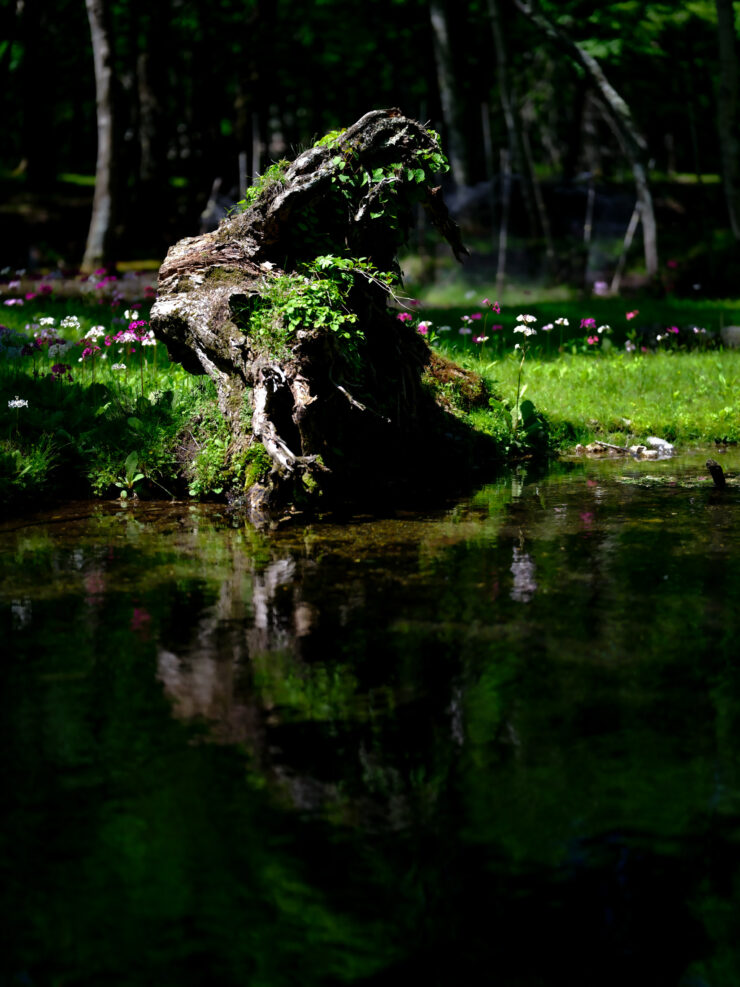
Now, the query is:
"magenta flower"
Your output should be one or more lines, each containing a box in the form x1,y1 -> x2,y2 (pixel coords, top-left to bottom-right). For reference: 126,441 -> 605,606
587,336 -> 599,345
470,312 -> 482,320
667,326 -> 679,334
491,324 -> 503,331
626,310 -> 639,320
581,318 -> 596,330
482,298 -> 501,313
396,312 -> 412,322
667,259 -> 678,269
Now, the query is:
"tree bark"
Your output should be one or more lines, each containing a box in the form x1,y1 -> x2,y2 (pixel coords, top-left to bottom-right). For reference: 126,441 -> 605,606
512,0 -> 658,279
150,111 -> 489,526
82,0 -> 120,272
715,0 -> 740,240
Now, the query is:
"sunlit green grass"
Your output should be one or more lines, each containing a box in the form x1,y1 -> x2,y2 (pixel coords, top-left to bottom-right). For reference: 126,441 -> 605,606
457,347 -> 740,447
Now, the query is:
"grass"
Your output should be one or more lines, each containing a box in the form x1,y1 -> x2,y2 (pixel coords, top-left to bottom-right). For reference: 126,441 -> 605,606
0,282 -> 241,507
2,274 -> 740,512
460,348 -> 740,447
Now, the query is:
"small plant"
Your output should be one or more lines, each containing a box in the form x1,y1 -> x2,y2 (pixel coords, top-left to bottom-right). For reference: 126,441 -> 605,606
234,160 -> 290,212
115,451 -> 145,499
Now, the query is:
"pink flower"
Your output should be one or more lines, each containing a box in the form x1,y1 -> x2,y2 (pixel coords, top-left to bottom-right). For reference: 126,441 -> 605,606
626,310 -> 639,320
25,292 -> 37,300
396,312 -> 412,322
131,607 -> 151,638
587,335 -> 599,345
482,298 -> 501,313
581,317 -> 596,329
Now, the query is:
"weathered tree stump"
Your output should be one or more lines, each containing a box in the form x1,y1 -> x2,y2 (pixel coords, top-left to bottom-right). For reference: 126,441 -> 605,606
151,109 -> 493,523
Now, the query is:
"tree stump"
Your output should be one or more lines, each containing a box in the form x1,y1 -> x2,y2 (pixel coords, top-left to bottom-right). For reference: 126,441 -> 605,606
150,109 -> 493,523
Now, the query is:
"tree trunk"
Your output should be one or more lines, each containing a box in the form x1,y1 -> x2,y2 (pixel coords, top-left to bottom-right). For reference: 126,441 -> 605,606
715,0 -> 740,240
487,0 -> 538,236
429,0 -> 469,185
150,111 -> 490,526
135,0 -> 169,239
82,0 -> 120,272
513,0 -> 659,279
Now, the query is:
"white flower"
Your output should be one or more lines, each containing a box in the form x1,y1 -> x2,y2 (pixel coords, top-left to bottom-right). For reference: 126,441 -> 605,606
554,317 -> 569,326
60,315 -> 81,330
514,343 -> 521,350
8,396 -> 29,409
123,309 -> 139,321
4,298 -> 23,306
39,317 -> 56,326
459,327 -> 472,335
438,326 -> 451,332
625,341 -> 636,352
87,325 -> 106,340
597,324 -> 611,334
515,314 -> 537,324
140,331 -> 156,346
112,363 -> 126,371
513,325 -> 537,336
541,323 -> 554,332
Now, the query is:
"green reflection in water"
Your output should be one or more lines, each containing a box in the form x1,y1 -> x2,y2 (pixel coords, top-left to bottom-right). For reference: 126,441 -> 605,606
2,454 -> 740,986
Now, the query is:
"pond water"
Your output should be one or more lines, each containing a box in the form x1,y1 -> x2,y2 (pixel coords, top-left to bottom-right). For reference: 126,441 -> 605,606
2,451 -> 740,987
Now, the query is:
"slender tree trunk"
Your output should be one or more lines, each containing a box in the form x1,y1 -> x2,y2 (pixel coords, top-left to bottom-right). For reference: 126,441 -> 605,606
82,0 -> 119,271
715,0 -> 740,239
18,0 -> 55,189
513,0 -> 658,278
135,0 -> 169,252
429,0 -> 469,185
497,148 -> 512,295
487,0 -> 538,235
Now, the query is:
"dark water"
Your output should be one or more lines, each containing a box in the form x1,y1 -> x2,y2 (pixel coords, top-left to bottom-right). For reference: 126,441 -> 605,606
2,452 -> 740,986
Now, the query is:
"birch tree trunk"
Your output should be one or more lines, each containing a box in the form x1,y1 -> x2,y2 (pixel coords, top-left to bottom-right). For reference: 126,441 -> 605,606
513,0 -> 658,278
82,0 -> 119,272
715,0 -> 740,240
429,0 -> 469,186
487,0 -> 538,236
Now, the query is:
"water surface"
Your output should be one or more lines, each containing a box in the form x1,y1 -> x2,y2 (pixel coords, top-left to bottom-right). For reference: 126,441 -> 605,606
2,451 -> 740,986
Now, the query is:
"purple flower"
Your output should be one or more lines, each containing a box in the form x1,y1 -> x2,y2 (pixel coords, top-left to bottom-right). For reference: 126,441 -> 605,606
581,318 -> 596,330
396,312 -> 412,322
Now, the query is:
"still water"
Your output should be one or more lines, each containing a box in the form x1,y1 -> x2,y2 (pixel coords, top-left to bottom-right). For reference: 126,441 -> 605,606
2,452 -> 740,986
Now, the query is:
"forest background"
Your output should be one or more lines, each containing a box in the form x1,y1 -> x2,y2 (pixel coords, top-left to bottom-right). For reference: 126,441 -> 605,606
2,0 -> 739,298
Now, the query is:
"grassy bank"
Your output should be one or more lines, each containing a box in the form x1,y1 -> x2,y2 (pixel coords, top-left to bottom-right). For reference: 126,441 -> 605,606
2,280 -> 740,511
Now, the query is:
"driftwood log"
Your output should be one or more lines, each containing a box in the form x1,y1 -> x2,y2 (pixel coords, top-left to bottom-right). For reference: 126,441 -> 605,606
151,109 -> 493,523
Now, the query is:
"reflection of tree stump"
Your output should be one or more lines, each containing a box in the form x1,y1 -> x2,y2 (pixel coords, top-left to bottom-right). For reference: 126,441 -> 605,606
151,109 -> 493,524
707,459 -> 726,489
